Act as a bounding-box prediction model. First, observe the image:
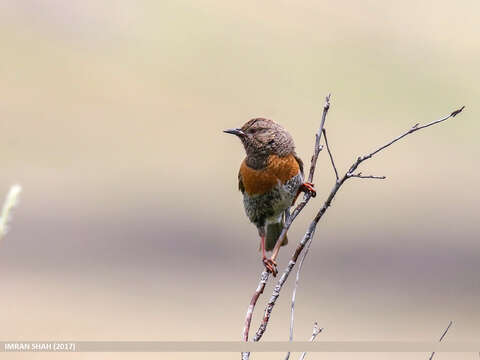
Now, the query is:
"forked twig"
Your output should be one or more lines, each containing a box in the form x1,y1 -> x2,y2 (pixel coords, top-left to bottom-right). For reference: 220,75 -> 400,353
322,128 -> 339,181
298,322 -> 322,360
308,94 -> 331,182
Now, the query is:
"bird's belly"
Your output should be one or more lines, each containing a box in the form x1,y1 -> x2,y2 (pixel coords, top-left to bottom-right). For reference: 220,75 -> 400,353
243,173 -> 303,227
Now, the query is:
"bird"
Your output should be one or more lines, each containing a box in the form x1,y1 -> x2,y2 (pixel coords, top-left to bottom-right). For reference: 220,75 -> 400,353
224,118 -> 315,275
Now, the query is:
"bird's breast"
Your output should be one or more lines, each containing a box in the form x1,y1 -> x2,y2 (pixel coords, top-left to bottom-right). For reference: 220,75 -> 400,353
239,154 -> 301,196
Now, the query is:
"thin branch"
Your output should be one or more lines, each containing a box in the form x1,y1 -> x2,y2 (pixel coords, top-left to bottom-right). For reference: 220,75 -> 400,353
241,94 -> 332,360
285,236 -> 315,360
252,178 -> 338,342
358,106 -> 465,163
322,128 -> 339,181
308,94 -> 331,183
0,184 -> 22,242
286,128 -> 335,360
242,271 -> 269,340
269,94 -> 332,267
251,106 -> 465,343
348,172 -> 386,180
299,322 -> 322,360
428,321 -> 453,360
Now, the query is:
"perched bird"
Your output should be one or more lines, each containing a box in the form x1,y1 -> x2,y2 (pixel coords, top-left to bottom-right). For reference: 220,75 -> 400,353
224,118 -> 315,275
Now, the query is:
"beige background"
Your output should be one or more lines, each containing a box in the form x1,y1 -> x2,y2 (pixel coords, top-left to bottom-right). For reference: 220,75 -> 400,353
0,1 -> 479,359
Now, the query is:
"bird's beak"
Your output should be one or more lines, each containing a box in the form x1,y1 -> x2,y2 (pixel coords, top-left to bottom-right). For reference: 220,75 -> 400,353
223,128 -> 245,137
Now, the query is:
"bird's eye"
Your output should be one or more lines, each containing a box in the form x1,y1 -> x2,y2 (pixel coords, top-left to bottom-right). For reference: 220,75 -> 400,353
267,139 -> 275,145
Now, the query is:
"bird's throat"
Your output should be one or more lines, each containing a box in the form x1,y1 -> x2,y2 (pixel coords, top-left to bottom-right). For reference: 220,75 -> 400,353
245,152 -> 269,170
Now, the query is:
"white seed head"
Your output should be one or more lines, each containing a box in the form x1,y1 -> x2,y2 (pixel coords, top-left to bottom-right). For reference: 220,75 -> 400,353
0,184 -> 22,239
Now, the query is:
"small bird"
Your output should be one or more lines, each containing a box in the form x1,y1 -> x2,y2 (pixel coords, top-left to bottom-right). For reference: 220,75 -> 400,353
224,118 -> 315,275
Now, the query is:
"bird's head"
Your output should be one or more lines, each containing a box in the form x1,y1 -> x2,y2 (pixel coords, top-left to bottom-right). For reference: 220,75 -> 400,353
224,118 -> 295,167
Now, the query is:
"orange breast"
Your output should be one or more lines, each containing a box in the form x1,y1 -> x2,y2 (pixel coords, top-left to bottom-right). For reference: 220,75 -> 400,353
239,154 -> 300,195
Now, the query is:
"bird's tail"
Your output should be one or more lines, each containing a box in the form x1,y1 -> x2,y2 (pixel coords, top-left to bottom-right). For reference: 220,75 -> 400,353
265,218 -> 288,252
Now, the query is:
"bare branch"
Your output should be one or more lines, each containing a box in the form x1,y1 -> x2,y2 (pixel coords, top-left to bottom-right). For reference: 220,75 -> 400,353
251,106 -> 464,343
285,128 -> 336,360
241,94 -> 332,359
348,172 -> 386,180
428,321 -> 453,360
322,128 -> 339,181
437,320 -> 453,342
309,322 -> 322,341
242,271 -> 269,341
269,94 -> 332,267
308,94 -> 331,183
285,236 -> 315,360
450,106 -> 465,117
299,322 -> 322,360
356,106 -> 465,164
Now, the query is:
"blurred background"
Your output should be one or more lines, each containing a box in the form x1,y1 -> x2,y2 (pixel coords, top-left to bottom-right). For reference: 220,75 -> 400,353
0,1 -> 478,359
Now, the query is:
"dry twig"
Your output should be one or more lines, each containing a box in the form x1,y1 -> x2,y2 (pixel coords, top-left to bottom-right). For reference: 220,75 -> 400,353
284,235 -> 315,360
428,320 -> 453,360
322,128 -> 339,180
349,172 -> 386,180
298,322 -> 322,360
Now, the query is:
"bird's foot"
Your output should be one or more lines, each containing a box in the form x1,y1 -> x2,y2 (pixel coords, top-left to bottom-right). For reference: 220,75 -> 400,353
262,256 -> 278,277
301,182 -> 316,197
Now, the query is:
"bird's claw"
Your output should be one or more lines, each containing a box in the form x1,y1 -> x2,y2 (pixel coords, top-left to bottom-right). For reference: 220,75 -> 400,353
262,257 -> 278,277
301,182 -> 316,197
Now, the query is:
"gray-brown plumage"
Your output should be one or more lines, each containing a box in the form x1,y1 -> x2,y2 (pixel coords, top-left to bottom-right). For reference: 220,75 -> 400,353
224,118 -> 315,275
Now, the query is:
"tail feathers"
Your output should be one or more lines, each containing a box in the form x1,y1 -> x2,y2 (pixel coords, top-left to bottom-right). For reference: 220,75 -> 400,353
265,221 -> 288,252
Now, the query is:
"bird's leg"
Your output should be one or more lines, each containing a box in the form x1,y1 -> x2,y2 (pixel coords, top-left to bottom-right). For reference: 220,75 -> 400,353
269,231 -> 286,270
261,236 -> 277,276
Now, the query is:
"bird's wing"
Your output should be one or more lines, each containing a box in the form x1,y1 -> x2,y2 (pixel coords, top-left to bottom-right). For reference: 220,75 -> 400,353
238,170 -> 245,194
293,154 -> 304,176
